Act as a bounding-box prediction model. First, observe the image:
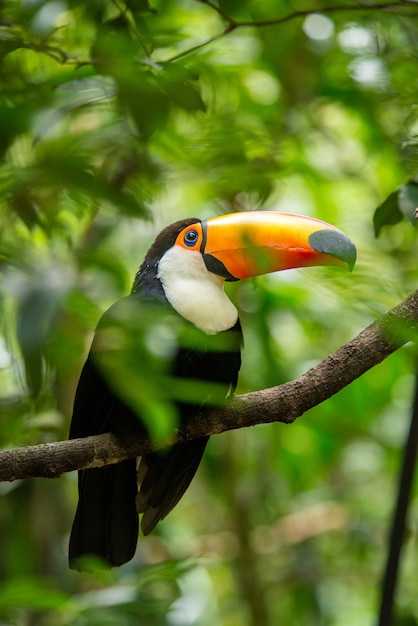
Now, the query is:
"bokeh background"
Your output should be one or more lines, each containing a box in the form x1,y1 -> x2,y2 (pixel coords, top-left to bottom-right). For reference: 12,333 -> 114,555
1,0 -> 418,624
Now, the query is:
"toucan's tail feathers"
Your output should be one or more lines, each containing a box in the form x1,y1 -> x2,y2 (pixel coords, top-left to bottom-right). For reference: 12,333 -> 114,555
69,459 -> 138,569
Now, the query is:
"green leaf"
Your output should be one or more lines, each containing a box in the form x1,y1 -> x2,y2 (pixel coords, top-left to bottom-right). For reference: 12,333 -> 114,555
118,76 -> 170,137
373,190 -> 403,237
157,63 -> 205,112
160,76 -> 206,112
16,282 -> 64,397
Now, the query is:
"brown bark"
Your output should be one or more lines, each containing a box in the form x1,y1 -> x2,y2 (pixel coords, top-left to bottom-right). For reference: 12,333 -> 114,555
0,290 -> 417,483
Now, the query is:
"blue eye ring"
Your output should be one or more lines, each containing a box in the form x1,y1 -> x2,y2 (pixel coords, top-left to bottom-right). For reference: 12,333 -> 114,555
184,229 -> 199,247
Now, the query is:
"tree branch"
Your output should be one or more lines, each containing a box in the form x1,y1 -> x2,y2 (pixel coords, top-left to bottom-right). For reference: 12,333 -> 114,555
0,290 -> 417,483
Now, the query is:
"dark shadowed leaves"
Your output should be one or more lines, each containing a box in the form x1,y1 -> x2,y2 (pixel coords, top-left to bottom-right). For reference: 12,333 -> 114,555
373,191 -> 403,237
373,181 -> 418,237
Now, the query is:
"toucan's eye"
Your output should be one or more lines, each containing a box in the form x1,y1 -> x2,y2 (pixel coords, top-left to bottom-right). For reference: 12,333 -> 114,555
184,230 -> 199,247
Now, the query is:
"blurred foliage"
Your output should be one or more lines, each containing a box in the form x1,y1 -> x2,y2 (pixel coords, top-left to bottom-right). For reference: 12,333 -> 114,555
374,180 -> 418,237
1,0 -> 418,624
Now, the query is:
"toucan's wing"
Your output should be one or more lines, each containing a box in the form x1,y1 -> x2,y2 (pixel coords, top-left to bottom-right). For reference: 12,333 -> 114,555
137,436 -> 210,535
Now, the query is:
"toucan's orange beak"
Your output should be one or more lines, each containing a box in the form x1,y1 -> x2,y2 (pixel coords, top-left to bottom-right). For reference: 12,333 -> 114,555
175,211 -> 356,280
202,211 -> 356,279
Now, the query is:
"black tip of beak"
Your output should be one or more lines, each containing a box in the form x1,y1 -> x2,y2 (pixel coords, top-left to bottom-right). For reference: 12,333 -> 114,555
309,229 -> 357,272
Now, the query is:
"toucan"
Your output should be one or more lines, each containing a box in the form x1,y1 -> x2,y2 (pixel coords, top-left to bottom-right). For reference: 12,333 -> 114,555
68,211 -> 356,569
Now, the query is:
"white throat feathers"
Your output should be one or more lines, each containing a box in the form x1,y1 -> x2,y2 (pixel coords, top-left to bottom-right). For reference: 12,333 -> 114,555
157,246 -> 238,335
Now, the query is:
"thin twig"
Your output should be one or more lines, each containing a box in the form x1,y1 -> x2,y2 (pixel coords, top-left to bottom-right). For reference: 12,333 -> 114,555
165,30 -> 230,63
197,0 -> 235,24
165,0 -> 418,62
